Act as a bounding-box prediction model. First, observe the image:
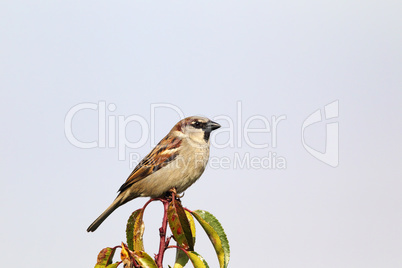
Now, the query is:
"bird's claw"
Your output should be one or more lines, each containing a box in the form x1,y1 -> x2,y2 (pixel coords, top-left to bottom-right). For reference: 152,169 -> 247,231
166,188 -> 183,201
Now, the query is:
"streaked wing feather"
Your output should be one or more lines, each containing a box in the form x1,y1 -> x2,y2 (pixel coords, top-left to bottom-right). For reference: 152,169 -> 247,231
118,135 -> 182,193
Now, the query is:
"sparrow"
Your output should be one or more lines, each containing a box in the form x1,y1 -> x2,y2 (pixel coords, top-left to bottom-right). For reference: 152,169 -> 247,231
87,116 -> 221,232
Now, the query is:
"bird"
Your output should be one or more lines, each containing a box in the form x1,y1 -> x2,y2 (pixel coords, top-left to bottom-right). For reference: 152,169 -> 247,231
87,116 -> 221,232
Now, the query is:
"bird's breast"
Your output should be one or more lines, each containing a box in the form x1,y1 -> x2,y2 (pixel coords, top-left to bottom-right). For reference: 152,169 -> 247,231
140,144 -> 210,197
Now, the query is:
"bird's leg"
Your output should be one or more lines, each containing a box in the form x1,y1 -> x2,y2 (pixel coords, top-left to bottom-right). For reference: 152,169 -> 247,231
163,189 -> 174,201
169,187 -> 177,195
163,188 -> 184,203
167,187 -> 184,201
166,187 -> 176,201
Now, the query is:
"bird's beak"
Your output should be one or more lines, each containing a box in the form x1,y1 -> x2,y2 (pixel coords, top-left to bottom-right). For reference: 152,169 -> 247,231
207,120 -> 221,131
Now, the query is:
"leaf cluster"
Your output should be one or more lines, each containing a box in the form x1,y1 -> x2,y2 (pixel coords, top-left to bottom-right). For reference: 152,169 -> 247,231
93,197 -> 230,268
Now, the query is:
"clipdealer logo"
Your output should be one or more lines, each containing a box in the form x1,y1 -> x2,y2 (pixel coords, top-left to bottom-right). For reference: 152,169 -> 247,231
301,100 -> 339,167
64,101 -> 339,169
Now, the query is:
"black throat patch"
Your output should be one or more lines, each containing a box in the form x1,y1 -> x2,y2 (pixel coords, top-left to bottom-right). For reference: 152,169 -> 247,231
203,130 -> 211,142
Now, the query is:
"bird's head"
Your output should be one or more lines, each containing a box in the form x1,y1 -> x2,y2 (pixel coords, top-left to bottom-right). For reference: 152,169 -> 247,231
172,116 -> 221,145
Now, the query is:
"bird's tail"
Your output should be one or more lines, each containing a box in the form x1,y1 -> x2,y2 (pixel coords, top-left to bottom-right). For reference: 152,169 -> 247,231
87,194 -> 126,232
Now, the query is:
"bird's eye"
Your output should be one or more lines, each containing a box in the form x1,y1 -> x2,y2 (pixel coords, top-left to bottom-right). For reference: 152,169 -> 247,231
192,121 -> 202,128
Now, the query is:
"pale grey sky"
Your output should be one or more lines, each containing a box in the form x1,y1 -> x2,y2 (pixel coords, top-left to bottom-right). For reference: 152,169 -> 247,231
1,1 -> 401,267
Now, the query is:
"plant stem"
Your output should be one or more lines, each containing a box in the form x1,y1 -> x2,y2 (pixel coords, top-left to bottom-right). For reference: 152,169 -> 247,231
142,197 -> 162,210
155,199 -> 170,268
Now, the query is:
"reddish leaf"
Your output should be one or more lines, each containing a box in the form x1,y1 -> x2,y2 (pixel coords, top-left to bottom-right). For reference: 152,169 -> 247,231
167,199 -> 194,251
95,247 -> 118,268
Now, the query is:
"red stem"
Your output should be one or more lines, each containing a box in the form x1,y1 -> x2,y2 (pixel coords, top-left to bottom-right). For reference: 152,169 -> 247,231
166,245 -> 186,252
184,207 -> 194,214
155,199 -> 170,268
142,197 -> 162,210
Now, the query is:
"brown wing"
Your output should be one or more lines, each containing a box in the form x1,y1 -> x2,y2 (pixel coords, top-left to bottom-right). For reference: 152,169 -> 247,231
117,135 -> 182,193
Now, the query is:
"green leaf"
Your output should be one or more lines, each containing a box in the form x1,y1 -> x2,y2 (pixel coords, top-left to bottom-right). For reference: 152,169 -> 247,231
192,210 -> 230,268
168,199 -> 194,251
126,208 -> 145,251
173,211 -> 196,268
133,251 -> 158,268
95,247 -> 117,268
186,251 -> 209,268
173,245 -> 189,268
105,263 -> 120,268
